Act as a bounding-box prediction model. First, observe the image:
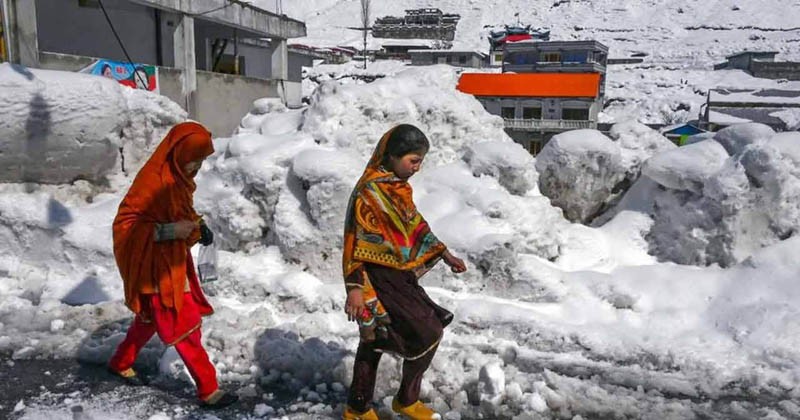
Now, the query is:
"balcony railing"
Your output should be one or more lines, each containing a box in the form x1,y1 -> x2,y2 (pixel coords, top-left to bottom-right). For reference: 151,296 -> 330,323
503,118 -> 596,130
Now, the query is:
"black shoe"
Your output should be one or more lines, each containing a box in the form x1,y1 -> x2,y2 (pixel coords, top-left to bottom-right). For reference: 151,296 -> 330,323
107,366 -> 148,386
200,390 -> 239,409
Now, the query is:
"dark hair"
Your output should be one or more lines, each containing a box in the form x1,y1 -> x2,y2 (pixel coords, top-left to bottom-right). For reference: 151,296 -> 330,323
381,124 -> 429,167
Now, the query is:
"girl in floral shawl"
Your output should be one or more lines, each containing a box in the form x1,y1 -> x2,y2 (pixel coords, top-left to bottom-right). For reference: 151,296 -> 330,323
342,124 -> 467,420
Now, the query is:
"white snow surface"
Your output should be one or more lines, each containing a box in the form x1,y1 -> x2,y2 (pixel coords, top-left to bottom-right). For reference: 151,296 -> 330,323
643,139 -> 730,194
256,0 -> 800,64
0,63 -> 187,185
269,0 -> 800,125
3,63 -> 800,419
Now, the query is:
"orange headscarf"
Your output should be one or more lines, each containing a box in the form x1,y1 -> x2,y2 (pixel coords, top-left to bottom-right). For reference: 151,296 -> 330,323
113,122 -> 214,314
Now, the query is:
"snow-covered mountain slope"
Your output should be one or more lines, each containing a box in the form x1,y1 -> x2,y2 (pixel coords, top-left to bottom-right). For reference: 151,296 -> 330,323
255,0 -> 800,63
255,0 -> 800,125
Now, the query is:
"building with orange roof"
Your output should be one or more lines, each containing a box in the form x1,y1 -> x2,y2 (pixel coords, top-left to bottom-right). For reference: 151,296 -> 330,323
458,40 -> 608,154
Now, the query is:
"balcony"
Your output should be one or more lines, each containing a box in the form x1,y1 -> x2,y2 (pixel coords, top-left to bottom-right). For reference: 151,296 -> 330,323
503,118 -> 596,131
503,62 -> 606,74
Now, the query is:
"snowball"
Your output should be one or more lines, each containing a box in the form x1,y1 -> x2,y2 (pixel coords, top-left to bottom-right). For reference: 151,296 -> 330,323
478,362 -> 506,397
535,129 -> 627,222
49,319 -> 65,332
463,141 -> 538,195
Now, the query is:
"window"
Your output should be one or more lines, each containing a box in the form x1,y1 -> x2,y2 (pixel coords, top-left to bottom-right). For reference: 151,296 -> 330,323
494,53 -> 503,63
501,107 -> 516,119
561,108 -> 589,120
522,107 -> 542,119
214,54 -> 246,76
459,55 -> 467,65
541,52 -> 561,63
529,140 -> 543,155
563,51 -> 588,63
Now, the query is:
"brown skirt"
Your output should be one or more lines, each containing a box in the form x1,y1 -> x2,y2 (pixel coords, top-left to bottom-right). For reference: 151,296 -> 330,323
365,263 -> 453,360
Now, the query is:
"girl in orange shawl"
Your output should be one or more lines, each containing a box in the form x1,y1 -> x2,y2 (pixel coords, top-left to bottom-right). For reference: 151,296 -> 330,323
107,122 -> 237,409
342,124 -> 467,420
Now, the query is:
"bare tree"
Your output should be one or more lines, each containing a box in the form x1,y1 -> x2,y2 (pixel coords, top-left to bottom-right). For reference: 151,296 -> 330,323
360,0 -> 370,69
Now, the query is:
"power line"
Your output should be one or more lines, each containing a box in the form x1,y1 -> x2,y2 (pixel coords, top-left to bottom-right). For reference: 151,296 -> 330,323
96,0 -> 149,89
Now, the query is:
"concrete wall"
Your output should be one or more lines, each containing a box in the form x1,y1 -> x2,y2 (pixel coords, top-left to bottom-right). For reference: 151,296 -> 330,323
132,0 -> 306,39
193,70 -> 279,137
39,51 -> 97,72
38,51 -> 288,136
727,54 -> 751,70
194,17 -> 264,75
235,43 -> 269,79
410,52 -> 484,68
751,61 -> 800,81
288,51 -> 312,83
157,66 -> 184,107
35,0 -> 162,64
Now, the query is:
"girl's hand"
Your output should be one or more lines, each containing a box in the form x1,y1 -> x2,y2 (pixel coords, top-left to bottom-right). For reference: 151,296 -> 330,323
345,289 -> 366,322
443,250 -> 467,273
174,220 -> 199,239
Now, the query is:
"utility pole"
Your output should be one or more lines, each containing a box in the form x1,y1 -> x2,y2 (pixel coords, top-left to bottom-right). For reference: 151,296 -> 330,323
360,0 -> 370,70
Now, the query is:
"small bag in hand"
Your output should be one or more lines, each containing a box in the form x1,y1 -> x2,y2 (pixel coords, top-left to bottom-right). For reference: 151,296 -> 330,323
197,222 -> 217,283
197,242 -> 218,283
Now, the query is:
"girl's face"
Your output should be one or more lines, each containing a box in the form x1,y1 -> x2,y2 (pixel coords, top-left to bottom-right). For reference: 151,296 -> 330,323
182,159 -> 204,178
389,150 -> 426,179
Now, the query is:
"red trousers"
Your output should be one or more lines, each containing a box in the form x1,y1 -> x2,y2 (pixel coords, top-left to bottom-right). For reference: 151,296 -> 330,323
109,292 -> 218,399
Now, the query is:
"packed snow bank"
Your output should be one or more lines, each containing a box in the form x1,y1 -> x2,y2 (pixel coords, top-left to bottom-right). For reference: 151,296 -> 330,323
5,62 -> 800,419
0,63 -> 186,185
535,124 -> 675,224
199,65 -> 568,287
605,124 -> 800,267
607,121 -> 676,174
642,139 -> 729,194
464,141 -> 538,195
713,122 -> 775,155
535,129 -> 627,223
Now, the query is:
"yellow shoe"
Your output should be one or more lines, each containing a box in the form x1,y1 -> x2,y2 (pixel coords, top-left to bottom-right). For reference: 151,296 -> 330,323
391,399 -> 441,420
343,405 -> 379,420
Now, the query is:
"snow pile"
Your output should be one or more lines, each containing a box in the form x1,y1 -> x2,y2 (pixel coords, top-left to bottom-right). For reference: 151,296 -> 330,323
198,65 -> 569,288
713,122 -> 775,154
607,121 -> 677,175
463,141 -> 538,195
535,129 -> 628,223
771,109 -> 800,131
607,124 -> 800,267
5,62 -> 800,419
0,63 -> 186,185
642,139 -> 730,194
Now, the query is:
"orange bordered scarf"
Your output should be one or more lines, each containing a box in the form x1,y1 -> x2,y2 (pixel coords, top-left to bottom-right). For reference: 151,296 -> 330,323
113,122 -> 214,315
342,126 -> 446,340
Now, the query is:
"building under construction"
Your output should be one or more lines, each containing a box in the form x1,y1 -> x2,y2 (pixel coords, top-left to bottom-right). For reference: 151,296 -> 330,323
372,8 -> 460,41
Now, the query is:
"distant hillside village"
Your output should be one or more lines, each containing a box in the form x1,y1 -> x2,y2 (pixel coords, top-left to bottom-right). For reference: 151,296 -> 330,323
3,3 -> 798,150
294,7 -> 800,155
